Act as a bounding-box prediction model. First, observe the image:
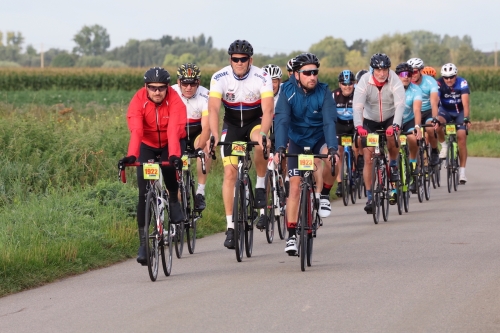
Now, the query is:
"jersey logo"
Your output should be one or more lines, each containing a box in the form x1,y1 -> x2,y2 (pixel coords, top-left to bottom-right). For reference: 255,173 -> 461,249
460,80 -> 468,88
225,92 -> 236,102
213,71 -> 228,81
245,92 -> 258,102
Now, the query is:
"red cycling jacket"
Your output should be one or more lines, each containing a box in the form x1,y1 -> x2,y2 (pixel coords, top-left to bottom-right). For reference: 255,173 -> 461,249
126,86 -> 187,159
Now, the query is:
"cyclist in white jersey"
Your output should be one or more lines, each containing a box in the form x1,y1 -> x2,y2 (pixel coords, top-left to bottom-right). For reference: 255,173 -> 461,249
171,63 -> 211,211
262,64 -> 282,107
208,39 -> 274,249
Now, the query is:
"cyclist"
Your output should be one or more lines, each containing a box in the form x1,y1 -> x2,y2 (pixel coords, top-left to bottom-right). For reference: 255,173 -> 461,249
355,69 -> 369,87
436,63 -> 471,183
353,53 -> 405,214
208,39 -> 274,249
324,70 -> 362,198
171,63 -> 211,211
118,67 -> 187,265
274,52 -> 339,255
281,57 -> 295,83
262,64 -> 283,106
394,62 -> 423,196
407,58 -> 440,166
422,66 -> 436,78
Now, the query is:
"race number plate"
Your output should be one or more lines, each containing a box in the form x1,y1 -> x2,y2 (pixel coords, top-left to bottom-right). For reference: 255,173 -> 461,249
231,141 -> 246,156
341,136 -> 353,147
298,154 -> 314,171
400,135 -> 407,146
367,133 -> 379,147
143,163 -> 160,180
446,124 -> 456,135
181,155 -> 189,170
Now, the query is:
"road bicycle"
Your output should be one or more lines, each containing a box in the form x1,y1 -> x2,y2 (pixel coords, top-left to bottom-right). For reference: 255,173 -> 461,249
338,133 -> 362,206
417,124 -> 438,201
118,160 -> 175,282
280,149 -> 335,271
397,131 -> 412,214
443,121 -> 468,193
174,148 -> 208,258
218,137 -> 267,262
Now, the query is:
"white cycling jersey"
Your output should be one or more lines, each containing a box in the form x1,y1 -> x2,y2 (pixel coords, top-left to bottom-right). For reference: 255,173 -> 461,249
209,65 -> 273,127
171,84 -> 209,124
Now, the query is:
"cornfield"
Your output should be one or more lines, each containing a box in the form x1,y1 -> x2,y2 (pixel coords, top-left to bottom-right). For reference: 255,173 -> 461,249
0,67 -> 499,91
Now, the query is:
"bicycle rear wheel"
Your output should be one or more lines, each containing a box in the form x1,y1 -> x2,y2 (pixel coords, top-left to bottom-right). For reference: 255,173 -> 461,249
306,233 -> 313,267
299,186 -> 309,272
276,172 -> 287,240
341,153 -> 349,206
423,148 -> 431,200
453,143 -> 459,191
264,171 -> 275,244
350,171 -> 358,205
145,191 -> 159,281
185,171 -> 197,254
233,180 -> 246,262
403,152 -> 411,213
245,176 -> 254,258
371,159 -> 381,224
161,220 -> 173,277
396,155 -> 403,215
381,164 -> 390,222
446,142 -> 453,193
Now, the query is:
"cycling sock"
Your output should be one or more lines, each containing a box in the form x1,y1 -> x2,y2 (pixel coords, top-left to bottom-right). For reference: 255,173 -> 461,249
287,228 -> 296,238
389,160 -> 397,167
410,159 -> 417,163
321,183 -> 332,195
367,190 -> 372,201
256,176 -> 265,188
196,183 -> 206,196
226,215 -> 234,229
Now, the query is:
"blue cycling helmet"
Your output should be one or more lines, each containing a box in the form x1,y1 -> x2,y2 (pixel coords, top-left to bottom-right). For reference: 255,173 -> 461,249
338,70 -> 355,84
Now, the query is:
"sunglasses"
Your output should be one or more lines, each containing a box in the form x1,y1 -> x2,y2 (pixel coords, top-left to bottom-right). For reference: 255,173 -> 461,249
231,56 -> 249,63
443,75 -> 456,80
412,69 -> 420,74
180,81 -> 199,87
298,69 -> 319,76
340,82 -> 354,86
147,85 -> 168,92
398,71 -> 411,78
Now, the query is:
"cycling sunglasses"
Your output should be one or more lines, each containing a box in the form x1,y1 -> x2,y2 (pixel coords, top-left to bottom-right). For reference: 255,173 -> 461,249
443,75 -> 456,80
180,81 -> 199,87
231,57 -> 249,63
398,71 -> 411,78
298,69 -> 319,76
340,81 -> 354,86
147,85 -> 168,92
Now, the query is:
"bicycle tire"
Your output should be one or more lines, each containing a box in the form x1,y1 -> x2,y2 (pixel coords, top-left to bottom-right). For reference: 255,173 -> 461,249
341,152 -> 349,206
306,233 -> 313,267
403,150 -> 411,213
446,141 -> 453,193
381,164 -> 389,222
371,159 -> 381,224
186,172 -> 197,254
423,148 -> 431,201
276,172 -> 287,240
396,154 -> 403,215
145,191 -> 159,281
264,171 -> 275,244
245,176 -> 254,258
436,162 -> 441,187
299,185 -> 308,272
453,143 -> 459,192
233,180 -> 245,262
174,222 -> 185,259
350,171 -> 358,205
161,220 -> 173,277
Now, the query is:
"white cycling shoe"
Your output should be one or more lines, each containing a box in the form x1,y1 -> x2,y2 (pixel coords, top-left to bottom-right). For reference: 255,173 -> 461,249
318,195 -> 331,218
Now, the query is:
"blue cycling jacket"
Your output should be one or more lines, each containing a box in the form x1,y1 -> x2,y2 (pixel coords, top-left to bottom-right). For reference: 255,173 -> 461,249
274,76 -> 338,150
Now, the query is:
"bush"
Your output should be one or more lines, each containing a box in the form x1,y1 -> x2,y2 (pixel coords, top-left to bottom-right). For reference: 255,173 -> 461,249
51,53 -> 76,67
0,61 -> 21,68
75,56 -> 106,68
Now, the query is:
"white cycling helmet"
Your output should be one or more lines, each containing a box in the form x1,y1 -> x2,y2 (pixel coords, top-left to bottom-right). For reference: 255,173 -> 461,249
407,58 -> 424,69
441,63 -> 458,77
286,58 -> 295,72
262,64 -> 283,79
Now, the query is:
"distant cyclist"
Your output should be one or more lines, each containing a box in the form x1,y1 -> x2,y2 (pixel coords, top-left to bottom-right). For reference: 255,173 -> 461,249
282,57 -> 296,83
394,62 -> 423,196
353,53 -> 405,214
407,58 -> 440,166
262,64 -> 283,107
171,63 -> 211,211
274,52 -> 338,255
119,67 -> 187,265
208,40 -> 274,249
355,69 -> 369,87
436,63 -> 471,183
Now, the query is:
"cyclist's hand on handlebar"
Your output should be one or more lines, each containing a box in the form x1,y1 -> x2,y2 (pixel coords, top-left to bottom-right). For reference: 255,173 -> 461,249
414,125 -> 423,140
356,125 -> 368,137
431,117 -> 440,129
274,146 -> 286,164
464,117 -> 471,129
386,124 -> 400,137
118,155 -> 136,169
328,147 -> 339,164
169,155 -> 183,170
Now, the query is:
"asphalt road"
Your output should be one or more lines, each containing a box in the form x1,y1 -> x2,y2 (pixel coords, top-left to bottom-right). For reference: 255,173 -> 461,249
1,157 -> 499,333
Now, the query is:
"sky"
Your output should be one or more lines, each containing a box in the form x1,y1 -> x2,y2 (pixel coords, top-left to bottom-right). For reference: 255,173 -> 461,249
1,0 -> 498,55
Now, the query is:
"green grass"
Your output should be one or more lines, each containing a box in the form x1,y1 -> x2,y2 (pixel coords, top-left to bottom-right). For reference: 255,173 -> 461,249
0,89 -> 498,297
470,92 -> 500,121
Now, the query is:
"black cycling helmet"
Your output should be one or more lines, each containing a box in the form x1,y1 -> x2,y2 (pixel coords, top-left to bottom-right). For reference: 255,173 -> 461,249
144,67 -> 171,84
292,53 -> 320,71
228,39 -> 253,56
177,63 -> 201,81
370,53 -> 391,69
355,69 -> 368,82
338,70 -> 355,84
395,62 -> 413,74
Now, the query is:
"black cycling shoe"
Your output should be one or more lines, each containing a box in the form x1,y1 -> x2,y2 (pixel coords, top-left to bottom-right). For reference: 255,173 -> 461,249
430,151 -> 440,166
224,228 -> 235,249
390,166 -> 400,182
194,193 -> 206,211
137,245 -> 147,266
256,214 -> 268,230
364,200 -> 373,214
335,183 -> 343,197
412,166 -> 420,176
409,181 -> 417,193
169,201 -> 185,224
254,188 -> 267,208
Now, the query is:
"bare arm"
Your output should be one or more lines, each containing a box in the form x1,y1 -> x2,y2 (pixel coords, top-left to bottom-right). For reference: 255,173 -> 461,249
208,96 -> 222,145
259,97 -> 274,147
197,113 -> 210,150
430,91 -> 439,118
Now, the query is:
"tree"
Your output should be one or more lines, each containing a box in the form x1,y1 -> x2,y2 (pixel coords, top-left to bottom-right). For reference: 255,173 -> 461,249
163,53 -> 179,67
455,45 -> 487,66
419,42 -> 451,67
442,34 -> 473,50
51,52 -> 76,67
73,25 -> 110,56
6,31 -> 24,47
75,56 -> 106,67
0,32 -> 3,46
368,33 -> 413,64
349,39 -> 368,56
345,50 -> 367,69
206,36 -> 213,49
404,30 -> 440,57
309,36 -> 348,67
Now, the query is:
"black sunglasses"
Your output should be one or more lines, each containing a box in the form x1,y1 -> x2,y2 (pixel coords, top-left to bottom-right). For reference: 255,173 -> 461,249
146,85 -> 168,92
298,69 -> 319,76
231,56 -> 250,63
340,82 -> 354,86
443,75 -> 456,80
180,81 -> 199,87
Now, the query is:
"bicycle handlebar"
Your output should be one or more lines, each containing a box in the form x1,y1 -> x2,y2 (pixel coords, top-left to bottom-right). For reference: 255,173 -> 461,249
118,161 -> 172,184
280,152 -> 336,177
217,136 -> 268,160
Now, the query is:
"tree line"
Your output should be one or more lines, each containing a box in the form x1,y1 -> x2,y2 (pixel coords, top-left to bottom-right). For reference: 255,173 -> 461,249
0,25 -> 495,69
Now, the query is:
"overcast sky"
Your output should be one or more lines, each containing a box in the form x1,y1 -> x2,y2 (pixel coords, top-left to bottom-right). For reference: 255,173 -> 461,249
1,0 -> 497,55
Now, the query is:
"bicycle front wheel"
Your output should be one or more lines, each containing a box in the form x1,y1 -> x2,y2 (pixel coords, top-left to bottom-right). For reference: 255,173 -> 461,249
453,143 -> 459,192
276,172 -> 287,240
233,180 -> 246,262
371,159 -> 381,224
446,142 -> 453,193
423,148 -> 431,200
341,153 -> 349,206
161,220 -> 173,277
381,164 -> 390,222
185,171 -> 197,254
145,191 -> 159,281
299,186 -> 309,272
264,171 -> 275,244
